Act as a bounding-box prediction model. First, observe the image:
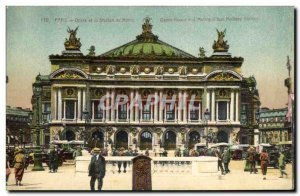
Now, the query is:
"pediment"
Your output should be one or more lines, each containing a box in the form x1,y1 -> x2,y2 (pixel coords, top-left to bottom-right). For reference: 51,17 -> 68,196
205,70 -> 242,81
50,68 -> 88,79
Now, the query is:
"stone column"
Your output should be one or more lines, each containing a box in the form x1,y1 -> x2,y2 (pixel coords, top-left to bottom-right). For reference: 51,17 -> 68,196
130,90 -> 134,122
63,100 -> 66,119
230,91 -> 234,121
91,101 -> 95,120
82,89 -> 86,111
77,88 -> 81,120
178,91 -> 182,122
111,89 -> 115,122
53,87 -> 57,120
183,90 -> 187,123
206,89 -> 210,118
57,87 -> 62,120
211,90 -> 215,122
216,101 -> 218,121
106,90 -> 110,122
159,90 -> 163,122
154,91 -> 158,122
226,101 -> 229,120
74,102 -> 77,121
135,89 -> 139,122
235,91 -> 239,122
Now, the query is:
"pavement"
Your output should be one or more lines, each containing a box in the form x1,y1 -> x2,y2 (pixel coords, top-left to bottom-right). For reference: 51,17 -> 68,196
6,160 -> 294,191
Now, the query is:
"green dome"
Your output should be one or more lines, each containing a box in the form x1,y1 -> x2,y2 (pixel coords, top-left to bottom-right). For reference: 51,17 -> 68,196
100,40 -> 194,58
100,17 -> 195,59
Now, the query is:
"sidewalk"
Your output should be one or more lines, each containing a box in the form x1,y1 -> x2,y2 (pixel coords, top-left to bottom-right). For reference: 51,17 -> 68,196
6,161 -> 294,191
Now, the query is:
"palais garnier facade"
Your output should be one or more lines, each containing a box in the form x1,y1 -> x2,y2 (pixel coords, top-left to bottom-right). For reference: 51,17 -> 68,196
31,17 -> 260,151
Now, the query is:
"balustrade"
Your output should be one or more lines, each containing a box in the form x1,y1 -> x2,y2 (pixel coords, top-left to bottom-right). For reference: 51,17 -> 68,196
76,156 -> 217,176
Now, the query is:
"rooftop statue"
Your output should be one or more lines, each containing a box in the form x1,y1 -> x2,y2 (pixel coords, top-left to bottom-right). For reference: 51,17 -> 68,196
87,46 -> 96,56
136,16 -> 158,42
198,47 -> 206,58
64,26 -> 82,50
212,28 -> 229,52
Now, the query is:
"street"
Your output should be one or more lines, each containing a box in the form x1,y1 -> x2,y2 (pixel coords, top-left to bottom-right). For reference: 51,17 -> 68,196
6,160 -> 294,191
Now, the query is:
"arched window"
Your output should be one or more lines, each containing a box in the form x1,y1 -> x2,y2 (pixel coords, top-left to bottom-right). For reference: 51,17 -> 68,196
90,131 -> 104,148
164,131 -> 176,150
140,131 -> 152,150
115,131 -> 128,149
66,130 -> 75,141
188,131 -> 200,149
217,131 -> 228,143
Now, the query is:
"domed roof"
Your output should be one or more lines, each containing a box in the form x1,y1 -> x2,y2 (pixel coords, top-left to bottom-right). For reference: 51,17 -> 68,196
100,17 -> 195,59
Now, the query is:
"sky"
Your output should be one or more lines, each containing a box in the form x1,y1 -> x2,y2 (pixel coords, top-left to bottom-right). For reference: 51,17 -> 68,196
6,6 -> 294,110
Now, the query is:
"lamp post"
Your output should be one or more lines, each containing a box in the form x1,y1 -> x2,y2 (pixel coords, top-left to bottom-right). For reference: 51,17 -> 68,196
32,111 -> 50,171
32,84 -> 45,171
82,108 -> 90,149
253,109 -> 260,147
203,109 -> 211,147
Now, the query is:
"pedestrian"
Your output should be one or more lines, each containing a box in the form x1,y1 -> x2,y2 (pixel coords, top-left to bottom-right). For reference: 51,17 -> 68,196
222,147 -> 231,173
13,148 -> 26,186
215,147 -> 225,175
260,148 -> 269,180
49,147 -> 59,173
6,153 -> 11,185
247,146 -> 257,174
278,150 -> 288,178
88,148 -> 106,191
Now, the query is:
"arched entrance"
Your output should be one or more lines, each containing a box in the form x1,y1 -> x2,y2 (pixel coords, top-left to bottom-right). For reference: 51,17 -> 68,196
115,131 -> 128,149
217,131 -> 228,143
164,131 -> 176,150
65,130 -> 75,141
89,131 -> 104,148
188,131 -> 200,149
140,131 -> 152,150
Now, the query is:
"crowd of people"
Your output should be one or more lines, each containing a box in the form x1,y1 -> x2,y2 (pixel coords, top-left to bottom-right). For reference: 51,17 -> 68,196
6,144 -> 290,189
245,146 -> 289,180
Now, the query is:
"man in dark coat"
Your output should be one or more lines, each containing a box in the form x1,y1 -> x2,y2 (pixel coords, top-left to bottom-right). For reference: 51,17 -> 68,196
215,147 -> 225,175
222,147 -> 231,173
49,147 -> 59,173
88,148 -> 106,191
247,146 -> 257,174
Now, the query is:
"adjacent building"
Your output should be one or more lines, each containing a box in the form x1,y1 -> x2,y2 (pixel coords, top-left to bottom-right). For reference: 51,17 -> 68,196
258,107 -> 291,144
31,18 -> 260,151
6,106 -> 32,148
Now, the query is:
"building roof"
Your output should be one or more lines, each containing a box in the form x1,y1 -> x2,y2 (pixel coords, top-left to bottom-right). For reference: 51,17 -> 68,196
259,108 -> 287,118
6,106 -> 31,117
99,17 -> 195,59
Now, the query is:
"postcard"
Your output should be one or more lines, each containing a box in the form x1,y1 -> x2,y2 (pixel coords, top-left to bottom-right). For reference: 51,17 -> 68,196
6,6 -> 295,191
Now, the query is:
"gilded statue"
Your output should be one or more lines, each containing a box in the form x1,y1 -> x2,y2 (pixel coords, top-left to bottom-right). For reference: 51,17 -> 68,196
64,26 -> 82,50
212,28 -> 229,52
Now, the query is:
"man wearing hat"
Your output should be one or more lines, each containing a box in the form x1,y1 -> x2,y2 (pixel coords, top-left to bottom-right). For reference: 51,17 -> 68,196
13,148 -> 26,186
88,147 -> 106,191
49,146 -> 59,173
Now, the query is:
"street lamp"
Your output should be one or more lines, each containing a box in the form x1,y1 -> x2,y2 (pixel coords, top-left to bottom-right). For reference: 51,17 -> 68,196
203,109 -> 211,147
82,108 -> 90,149
32,111 -> 50,171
